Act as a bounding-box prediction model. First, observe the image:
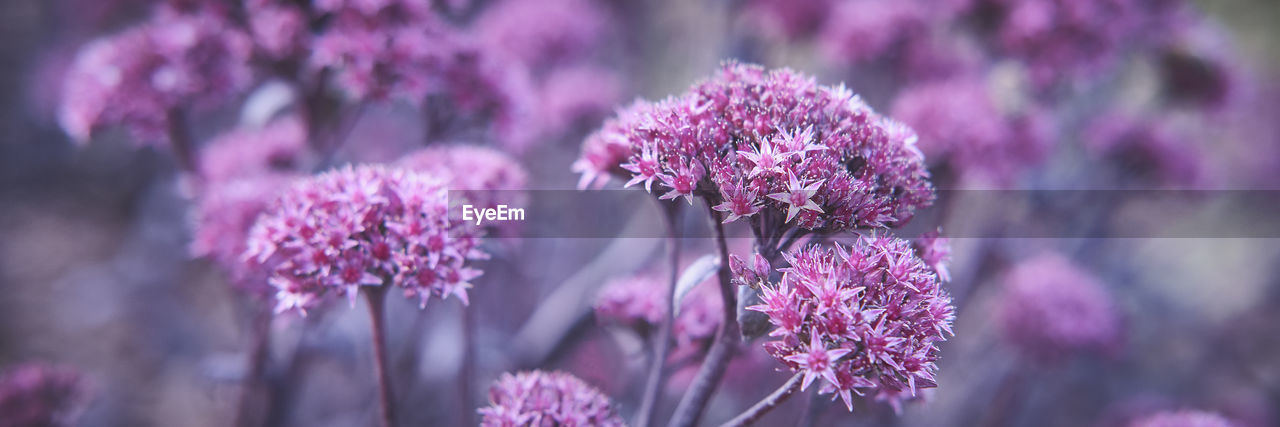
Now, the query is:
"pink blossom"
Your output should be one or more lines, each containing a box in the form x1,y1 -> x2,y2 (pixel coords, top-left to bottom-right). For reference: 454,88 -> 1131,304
474,0 -> 611,68
574,63 -> 935,231
1130,410 -> 1238,427
245,165 -> 486,314
998,253 -> 1123,362
748,236 -> 954,412
478,370 -> 624,427
199,116 -> 309,184
58,5 -> 251,144
594,275 -> 723,355
191,174 -> 296,299
0,363 -> 85,427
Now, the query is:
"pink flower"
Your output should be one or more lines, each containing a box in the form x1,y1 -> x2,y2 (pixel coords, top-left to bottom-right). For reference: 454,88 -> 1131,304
998,253 -> 1123,362
199,116 -> 309,184
245,165 -> 486,314
913,229 -> 952,282
749,236 -> 954,412
0,363 -> 85,427
574,63 -> 935,232
396,144 -> 529,214
190,174 -> 296,299
478,371 -> 624,427
594,275 -> 723,355
58,5 -> 251,144
473,0 -> 611,68
766,171 -> 824,223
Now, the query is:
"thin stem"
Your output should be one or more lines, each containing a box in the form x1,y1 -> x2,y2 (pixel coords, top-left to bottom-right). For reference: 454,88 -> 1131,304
457,302 -> 476,427
233,307 -> 273,427
635,201 -> 681,427
719,373 -> 803,427
364,286 -> 396,427
166,108 -> 198,175
668,204 -> 740,427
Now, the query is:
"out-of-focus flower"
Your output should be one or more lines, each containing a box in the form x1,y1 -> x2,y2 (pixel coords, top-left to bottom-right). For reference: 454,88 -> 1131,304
397,144 -> 528,236
979,0 -> 1178,87
309,0 -> 452,102
1085,112 -> 1205,188
742,0 -> 834,40
890,76 -> 1051,185
1130,410 -> 1238,427
913,229 -> 951,282
0,363 -> 85,427
199,116 -> 309,184
574,62 -> 934,232
1158,20 -> 1241,111
594,275 -> 723,355
478,370 -> 625,427
58,5 -> 252,143
474,0 -> 611,68
244,0 -> 309,59
998,253 -> 1122,362
245,165 -> 486,314
748,236 -> 954,412
819,0 -> 927,65
191,174 -> 295,299
540,65 -> 625,135
427,45 -> 539,152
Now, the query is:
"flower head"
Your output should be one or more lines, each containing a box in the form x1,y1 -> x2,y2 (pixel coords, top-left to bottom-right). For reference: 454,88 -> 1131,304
913,229 -> 952,282
0,363 -> 85,427
748,236 -> 954,412
575,63 -> 934,232
1085,112 -> 1205,188
191,174 -> 296,299
245,165 -> 485,314
199,116 -> 309,184
594,275 -> 723,355
474,0 -> 611,68
998,253 -> 1122,362
59,5 -> 251,143
478,370 -> 625,427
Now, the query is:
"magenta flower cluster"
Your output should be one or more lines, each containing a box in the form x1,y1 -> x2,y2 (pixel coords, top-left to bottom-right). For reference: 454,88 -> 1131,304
913,229 -> 953,282
891,76 -> 1050,185
478,370 -> 625,427
594,275 -> 722,353
575,63 -> 934,231
474,0 -> 610,68
198,116 -> 309,184
1085,112 -> 1204,187
58,4 -> 251,143
998,253 -> 1122,362
245,165 -> 486,314
397,145 -> 528,210
747,236 -> 955,411
0,363 -> 84,427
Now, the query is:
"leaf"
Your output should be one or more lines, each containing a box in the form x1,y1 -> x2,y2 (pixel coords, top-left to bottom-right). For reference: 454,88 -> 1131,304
672,253 -> 720,316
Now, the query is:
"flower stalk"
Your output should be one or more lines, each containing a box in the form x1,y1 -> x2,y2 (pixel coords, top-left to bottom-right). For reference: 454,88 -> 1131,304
364,285 -> 396,427
719,373 -> 803,427
635,201 -> 681,427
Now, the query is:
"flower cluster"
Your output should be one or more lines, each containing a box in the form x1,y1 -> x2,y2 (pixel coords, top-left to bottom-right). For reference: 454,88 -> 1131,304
748,236 -> 955,411
474,0 -> 610,68
998,253 -> 1122,362
891,76 -> 1050,185
594,275 -> 722,354
979,0 -> 1179,87
478,370 -> 625,427
397,144 -> 528,236
244,0 -> 309,59
913,229 -> 952,282
309,0 -> 452,102
198,116 -> 309,184
58,5 -> 251,143
191,174 -> 295,299
1085,112 -> 1204,187
818,0 -> 928,65
0,363 -> 85,427
575,63 -> 934,232
245,165 -> 486,314
539,65 -> 625,135
1130,410 -> 1237,427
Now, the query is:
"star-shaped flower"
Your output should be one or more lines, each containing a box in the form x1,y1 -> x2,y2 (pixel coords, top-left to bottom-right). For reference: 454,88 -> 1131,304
711,181 -> 762,223
784,333 -> 852,391
737,137 -> 792,178
767,171 -> 824,222
621,144 -> 662,192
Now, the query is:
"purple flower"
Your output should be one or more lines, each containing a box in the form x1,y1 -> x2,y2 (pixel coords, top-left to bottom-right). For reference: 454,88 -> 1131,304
1085,112 -> 1205,187
574,63 -> 935,232
245,165 -> 486,314
594,275 -> 723,355
913,229 -> 952,282
199,116 -> 309,184
742,0 -> 835,39
59,5 -> 252,143
748,236 -> 954,412
309,1 -> 452,102
539,65 -> 625,135
0,363 -> 85,427
890,76 -> 1051,185
478,370 -> 625,427
397,144 -> 529,236
191,174 -> 296,299
1130,410 -> 1238,427
818,0 -> 928,65
245,0 -> 309,59
474,0 -> 611,68
998,253 -> 1122,362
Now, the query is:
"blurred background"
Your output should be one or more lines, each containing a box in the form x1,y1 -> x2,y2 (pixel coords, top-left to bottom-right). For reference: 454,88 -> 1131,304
1,0 -> 1278,426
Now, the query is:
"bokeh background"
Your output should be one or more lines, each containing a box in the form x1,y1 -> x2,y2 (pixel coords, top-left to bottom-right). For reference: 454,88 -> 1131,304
1,0 -> 1278,426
